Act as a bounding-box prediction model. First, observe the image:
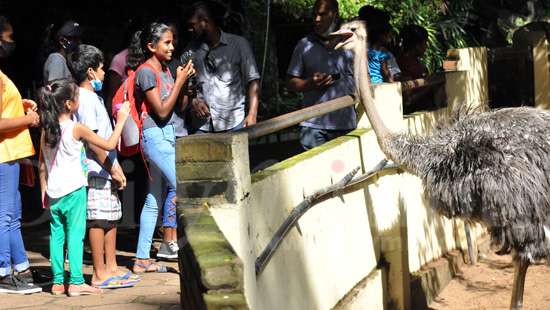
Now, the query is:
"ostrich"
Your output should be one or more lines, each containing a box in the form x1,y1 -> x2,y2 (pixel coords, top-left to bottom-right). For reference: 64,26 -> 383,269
330,21 -> 550,310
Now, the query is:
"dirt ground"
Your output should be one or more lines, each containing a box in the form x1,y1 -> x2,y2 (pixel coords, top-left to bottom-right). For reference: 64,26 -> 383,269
429,252 -> 550,310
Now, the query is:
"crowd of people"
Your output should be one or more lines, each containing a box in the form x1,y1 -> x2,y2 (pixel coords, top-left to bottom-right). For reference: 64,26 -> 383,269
0,0 -> 433,296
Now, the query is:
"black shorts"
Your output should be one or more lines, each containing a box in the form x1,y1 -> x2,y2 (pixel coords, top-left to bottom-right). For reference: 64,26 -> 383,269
87,219 -> 117,230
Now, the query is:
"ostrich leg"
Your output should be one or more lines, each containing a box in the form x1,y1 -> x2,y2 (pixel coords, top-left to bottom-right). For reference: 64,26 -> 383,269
510,258 -> 530,310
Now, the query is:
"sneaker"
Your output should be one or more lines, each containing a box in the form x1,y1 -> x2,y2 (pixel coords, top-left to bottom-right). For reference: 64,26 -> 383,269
51,283 -> 66,295
168,240 -> 179,252
14,270 -> 34,285
0,275 -> 42,294
67,283 -> 102,297
156,242 -> 178,260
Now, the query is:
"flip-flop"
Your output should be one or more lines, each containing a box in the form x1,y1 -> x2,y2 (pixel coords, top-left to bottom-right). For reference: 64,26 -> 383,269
114,271 -> 141,282
92,276 -> 138,289
133,261 -> 168,274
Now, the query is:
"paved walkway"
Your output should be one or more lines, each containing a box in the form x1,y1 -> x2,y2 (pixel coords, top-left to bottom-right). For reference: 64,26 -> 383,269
1,226 -> 181,310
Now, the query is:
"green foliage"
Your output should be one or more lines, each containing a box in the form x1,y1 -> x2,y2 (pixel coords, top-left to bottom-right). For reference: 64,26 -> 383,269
277,0 -> 478,72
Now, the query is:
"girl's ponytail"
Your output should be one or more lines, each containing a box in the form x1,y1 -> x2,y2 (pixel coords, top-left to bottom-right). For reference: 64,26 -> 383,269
37,79 -> 78,147
127,30 -> 145,71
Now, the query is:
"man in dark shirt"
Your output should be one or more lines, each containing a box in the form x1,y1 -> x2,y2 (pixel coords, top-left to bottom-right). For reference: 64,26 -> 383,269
181,1 -> 261,133
287,0 -> 356,150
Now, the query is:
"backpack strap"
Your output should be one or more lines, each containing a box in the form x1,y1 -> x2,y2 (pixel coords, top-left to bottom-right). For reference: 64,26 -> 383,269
135,62 -> 163,118
133,62 -> 166,182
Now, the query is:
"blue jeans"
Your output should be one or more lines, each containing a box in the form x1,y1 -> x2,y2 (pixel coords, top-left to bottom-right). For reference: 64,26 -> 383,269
299,126 -> 352,150
136,125 -> 177,259
0,161 -> 30,276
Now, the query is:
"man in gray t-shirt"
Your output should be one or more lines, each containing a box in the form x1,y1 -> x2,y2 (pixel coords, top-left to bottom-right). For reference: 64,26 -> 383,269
287,0 -> 356,150
182,2 -> 260,133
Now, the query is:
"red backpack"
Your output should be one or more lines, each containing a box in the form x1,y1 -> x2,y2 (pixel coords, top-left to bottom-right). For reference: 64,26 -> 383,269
111,62 -> 161,157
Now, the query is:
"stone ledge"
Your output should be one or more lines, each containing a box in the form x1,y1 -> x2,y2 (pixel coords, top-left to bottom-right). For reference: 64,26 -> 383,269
203,293 -> 248,310
176,132 -> 247,163
177,141 -> 233,162
410,250 -> 465,309
410,236 -> 491,309
251,128 -> 369,184
177,180 -> 230,199
177,205 -> 248,309
177,162 -> 234,181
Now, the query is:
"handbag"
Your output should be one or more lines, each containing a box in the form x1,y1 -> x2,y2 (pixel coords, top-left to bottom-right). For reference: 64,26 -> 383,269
19,158 -> 35,187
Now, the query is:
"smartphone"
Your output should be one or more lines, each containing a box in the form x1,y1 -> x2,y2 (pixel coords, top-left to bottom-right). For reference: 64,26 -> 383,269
330,73 -> 341,81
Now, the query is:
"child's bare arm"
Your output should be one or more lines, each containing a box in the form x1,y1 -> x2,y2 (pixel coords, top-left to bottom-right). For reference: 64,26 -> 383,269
74,102 -> 130,151
87,143 -> 126,189
87,143 -> 113,171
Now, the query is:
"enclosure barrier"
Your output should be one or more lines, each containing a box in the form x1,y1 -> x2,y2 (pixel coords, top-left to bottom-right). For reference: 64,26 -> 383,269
175,42 -> 549,310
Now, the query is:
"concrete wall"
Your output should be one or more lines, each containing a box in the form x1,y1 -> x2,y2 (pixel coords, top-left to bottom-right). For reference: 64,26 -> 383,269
513,31 -> 550,109
175,47 -> 507,310
445,47 -> 489,111
243,129 -> 485,310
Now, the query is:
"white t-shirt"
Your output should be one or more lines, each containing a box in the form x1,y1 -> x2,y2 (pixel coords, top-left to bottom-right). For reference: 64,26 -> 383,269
42,120 -> 88,198
75,87 -> 117,180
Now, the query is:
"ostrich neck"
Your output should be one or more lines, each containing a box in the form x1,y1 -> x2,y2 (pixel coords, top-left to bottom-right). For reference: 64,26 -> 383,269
353,42 -> 396,156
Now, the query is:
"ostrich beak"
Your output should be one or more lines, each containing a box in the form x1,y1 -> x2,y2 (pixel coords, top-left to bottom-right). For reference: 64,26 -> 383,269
328,29 -> 353,49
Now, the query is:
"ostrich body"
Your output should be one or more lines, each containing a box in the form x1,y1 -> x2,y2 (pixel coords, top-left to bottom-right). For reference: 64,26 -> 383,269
332,21 -> 550,310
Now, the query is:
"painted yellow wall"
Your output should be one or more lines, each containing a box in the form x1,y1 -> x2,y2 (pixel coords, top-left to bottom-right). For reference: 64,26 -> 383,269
204,47 -> 494,310
242,126 -> 488,310
445,47 -> 489,111
248,136 -> 379,310
513,31 -> 550,109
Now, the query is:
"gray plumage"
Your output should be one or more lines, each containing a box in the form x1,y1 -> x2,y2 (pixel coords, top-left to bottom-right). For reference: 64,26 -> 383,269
385,107 -> 550,262
332,20 -> 549,308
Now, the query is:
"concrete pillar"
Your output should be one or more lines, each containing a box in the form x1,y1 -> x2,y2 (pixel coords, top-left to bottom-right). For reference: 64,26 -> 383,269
356,82 -> 404,132
176,132 -> 251,310
445,47 -> 489,112
176,132 -> 251,207
513,31 -> 550,109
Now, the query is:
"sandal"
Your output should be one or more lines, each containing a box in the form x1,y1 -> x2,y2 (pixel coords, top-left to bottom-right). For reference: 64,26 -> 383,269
67,283 -> 102,297
133,260 -> 168,274
114,271 -> 141,282
91,276 -> 137,289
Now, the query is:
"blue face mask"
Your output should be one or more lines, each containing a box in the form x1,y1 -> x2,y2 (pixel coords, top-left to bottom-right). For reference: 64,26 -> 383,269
91,79 -> 103,92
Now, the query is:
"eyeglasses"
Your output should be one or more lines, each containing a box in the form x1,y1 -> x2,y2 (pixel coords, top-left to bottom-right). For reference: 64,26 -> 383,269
204,49 -> 216,73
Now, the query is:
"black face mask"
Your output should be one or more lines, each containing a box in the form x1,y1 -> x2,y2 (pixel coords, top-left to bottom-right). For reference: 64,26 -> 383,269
60,38 -> 78,53
0,40 -> 15,58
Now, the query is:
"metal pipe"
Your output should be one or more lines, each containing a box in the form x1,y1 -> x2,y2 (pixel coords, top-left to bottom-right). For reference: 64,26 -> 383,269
255,159 -> 398,276
241,73 -> 445,141
238,95 -> 355,139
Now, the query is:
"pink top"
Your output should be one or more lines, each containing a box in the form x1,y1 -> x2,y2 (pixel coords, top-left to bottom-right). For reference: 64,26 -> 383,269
109,48 -> 129,80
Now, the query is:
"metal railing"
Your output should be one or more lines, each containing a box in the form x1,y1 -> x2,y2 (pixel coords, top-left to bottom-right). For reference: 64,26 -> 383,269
238,95 -> 355,139
239,76 -> 447,140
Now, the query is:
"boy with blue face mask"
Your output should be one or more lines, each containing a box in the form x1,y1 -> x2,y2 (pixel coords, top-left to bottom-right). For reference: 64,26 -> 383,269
68,44 -> 139,289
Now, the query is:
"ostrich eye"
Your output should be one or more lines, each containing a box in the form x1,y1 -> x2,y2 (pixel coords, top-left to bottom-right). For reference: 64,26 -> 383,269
350,27 -> 357,32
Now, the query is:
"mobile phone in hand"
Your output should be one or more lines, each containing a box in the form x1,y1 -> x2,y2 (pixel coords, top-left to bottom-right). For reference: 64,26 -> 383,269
330,73 -> 341,81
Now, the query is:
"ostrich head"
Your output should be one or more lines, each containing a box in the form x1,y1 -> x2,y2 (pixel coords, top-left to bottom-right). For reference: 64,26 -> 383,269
329,20 -> 367,52
329,20 -> 401,165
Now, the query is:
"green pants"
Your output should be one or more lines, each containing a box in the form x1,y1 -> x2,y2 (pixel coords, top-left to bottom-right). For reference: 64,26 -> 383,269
49,187 -> 86,285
